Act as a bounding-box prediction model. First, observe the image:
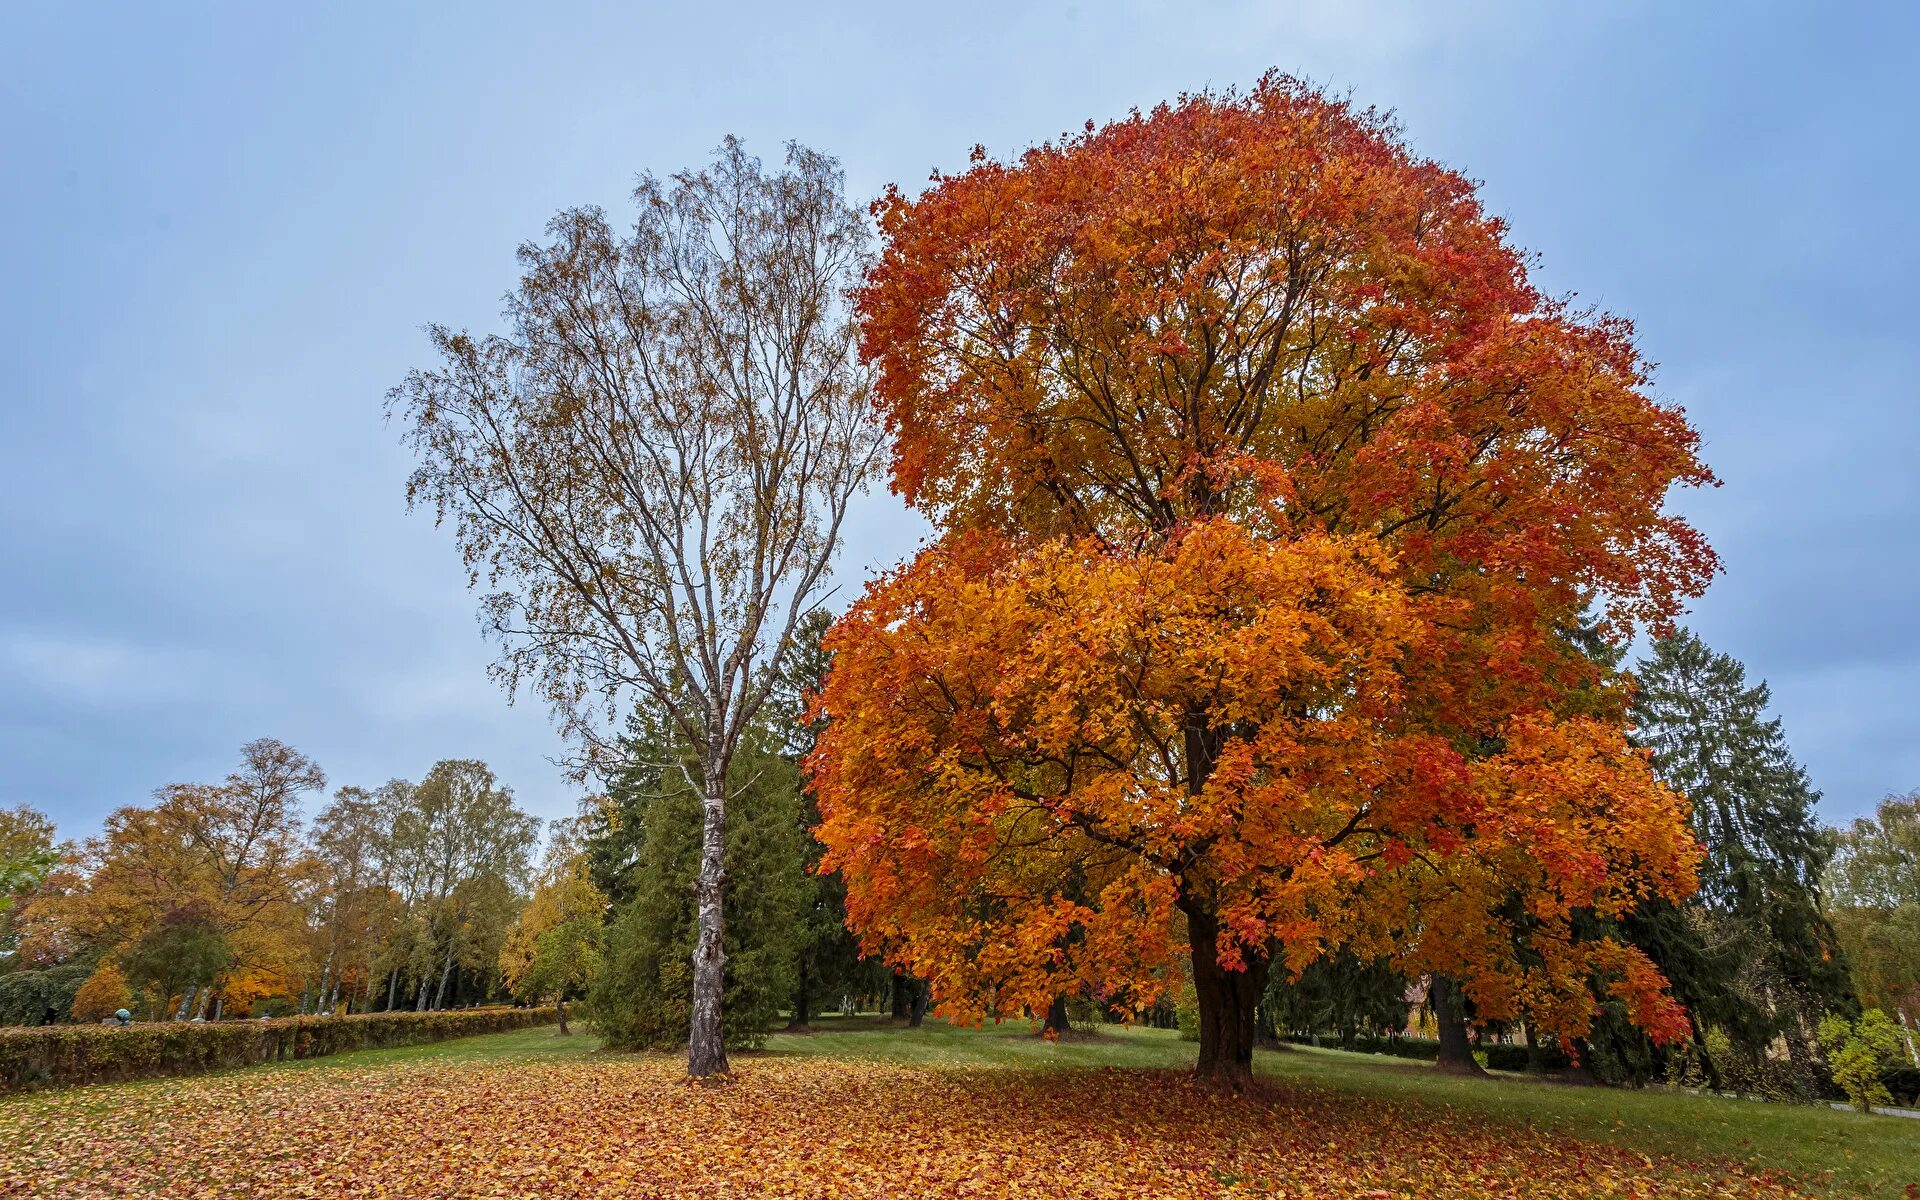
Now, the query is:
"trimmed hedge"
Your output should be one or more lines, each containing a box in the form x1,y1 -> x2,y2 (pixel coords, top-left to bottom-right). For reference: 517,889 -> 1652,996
1284,1034 -> 1442,1061
1483,1042 -> 1572,1072
1283,1034 -> 1573,1072
0,1005 -> 553,1092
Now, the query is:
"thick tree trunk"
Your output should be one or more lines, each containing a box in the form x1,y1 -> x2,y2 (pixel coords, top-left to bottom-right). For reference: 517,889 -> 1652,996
555,995 -> 570,1036
1186,904 -> 1269,1089
687,762 -> 730,1078
908,979 -> 927,1027
414,972 -> 429,1012
174,986 -> 196,1022
1043,994 -> 1073,1037
1431,976 -> 1487,1076
890,970 -> 911,1022
194,988 -> 213,1020
788,960 -> 811,1031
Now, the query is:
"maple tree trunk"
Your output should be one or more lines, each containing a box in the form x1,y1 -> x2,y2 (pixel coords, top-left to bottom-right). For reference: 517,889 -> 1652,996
1185,904 -> 1269,1089
890,970 -> 910,1021
1431,976 -> 1486,1076
1043,994 -> 1073,1037
687,763 -> 730,1078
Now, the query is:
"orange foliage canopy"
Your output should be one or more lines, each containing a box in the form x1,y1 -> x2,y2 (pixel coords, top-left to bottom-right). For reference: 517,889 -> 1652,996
811,75 -> 1718,1052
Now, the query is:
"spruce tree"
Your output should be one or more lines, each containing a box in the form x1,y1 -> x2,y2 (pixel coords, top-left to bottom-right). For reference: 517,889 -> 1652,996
1631,629 -> 1855,1083
765,610 -> 881,1027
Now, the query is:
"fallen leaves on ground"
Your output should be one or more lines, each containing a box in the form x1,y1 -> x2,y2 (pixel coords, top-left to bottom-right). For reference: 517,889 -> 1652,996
0,1054 -> 1815,1198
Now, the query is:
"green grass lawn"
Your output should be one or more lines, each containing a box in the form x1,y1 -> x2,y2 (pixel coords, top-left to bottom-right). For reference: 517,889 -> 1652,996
6,1016 -> 1915,1198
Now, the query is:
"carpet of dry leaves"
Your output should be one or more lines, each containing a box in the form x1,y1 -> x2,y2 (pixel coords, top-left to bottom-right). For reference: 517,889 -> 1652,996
0,1054 -> 1816,1199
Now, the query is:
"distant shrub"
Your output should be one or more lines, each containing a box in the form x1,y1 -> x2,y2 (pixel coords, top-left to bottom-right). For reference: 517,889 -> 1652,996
1482,1042 -> 1571,1072
0,1005 -> 549,1092
0,963 -> 92,1027
1663,1026 -> 1812,1102
1291,1034 -> 1442,1062
1482,1044 -> 1526,1071
1175,982 -> 1200,1042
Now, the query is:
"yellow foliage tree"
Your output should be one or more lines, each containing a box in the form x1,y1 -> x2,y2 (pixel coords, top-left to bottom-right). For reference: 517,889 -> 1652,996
70,960 -> 132,1022
500,828 -> 605,1034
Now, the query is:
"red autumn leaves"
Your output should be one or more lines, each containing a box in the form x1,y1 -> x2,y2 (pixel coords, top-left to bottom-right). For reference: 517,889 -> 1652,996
807,74 -> 1718,1066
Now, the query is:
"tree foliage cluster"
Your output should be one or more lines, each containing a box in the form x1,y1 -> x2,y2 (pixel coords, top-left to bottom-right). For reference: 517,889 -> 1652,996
4,742 -> 539,1025
809,74 -> 1717,1086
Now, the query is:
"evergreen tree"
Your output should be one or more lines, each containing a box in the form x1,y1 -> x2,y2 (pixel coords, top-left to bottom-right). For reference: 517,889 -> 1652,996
766,610 -> 875,1027
1261,951 -> 1409,1047
588,727 -> 809,1050
1631,629 -> 1855,1085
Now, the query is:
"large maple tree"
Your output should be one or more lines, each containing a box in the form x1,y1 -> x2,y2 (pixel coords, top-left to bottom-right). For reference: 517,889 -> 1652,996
810,75 -> 1718,1086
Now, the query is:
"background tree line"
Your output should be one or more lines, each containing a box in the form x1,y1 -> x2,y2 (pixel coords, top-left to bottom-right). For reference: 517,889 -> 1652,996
1,743 -> 539,1025
4,623 -> 1914,1108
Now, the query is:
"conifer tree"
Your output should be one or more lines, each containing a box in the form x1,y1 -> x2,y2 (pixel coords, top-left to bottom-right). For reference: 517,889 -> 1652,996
1632,630 -> 1854,1082
766,611 -> 877,1027
588,724 -> 809,1050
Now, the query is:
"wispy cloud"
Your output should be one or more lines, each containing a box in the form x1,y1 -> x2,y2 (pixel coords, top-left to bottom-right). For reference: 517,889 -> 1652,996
0,629 -> 210,708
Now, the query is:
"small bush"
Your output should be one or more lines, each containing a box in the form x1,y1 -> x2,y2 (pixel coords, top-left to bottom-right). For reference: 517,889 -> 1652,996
1819,1009 -> 1902,1112
1175,982 -> 1199,1042
0,1005 -> 550,1092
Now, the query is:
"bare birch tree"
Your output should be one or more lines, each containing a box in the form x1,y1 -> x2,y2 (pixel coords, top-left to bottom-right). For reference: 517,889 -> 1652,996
389,139 -> 879,1077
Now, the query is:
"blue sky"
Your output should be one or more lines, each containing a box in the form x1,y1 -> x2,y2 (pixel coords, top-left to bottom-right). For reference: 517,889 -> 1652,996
3,1 -> 1915,841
